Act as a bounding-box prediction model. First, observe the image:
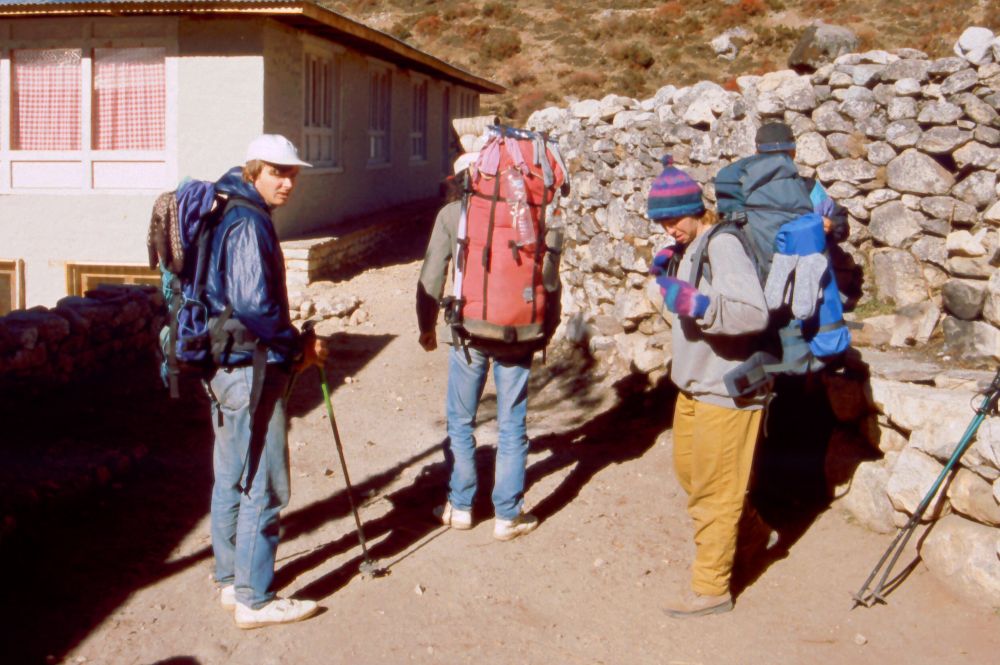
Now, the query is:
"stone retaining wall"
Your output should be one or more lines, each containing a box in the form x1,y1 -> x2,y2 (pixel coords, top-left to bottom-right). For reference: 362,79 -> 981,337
0,285 -> 165,396
523,38 -> 1000,608
527,44 -> 1000,369
826,350 -> 1000,608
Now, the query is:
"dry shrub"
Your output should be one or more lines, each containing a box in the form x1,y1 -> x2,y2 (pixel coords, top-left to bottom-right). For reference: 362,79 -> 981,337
413,13 -> 442,38
739,0 -> 767,15
609,41 -> 655,69
514,89 -> 552,121
564,69 -> 607,97
721,76 -> 740,92
461,22 -> 490,41
480,28 -> 522,62
443,6 -> 476,21
482,1 -> 513,21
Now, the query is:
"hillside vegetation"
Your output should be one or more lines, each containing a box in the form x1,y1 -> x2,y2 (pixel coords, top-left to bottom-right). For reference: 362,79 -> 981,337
321,0 -> 1000,120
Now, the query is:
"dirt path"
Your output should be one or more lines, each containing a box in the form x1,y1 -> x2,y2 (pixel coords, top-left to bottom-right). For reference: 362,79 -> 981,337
3,259 -> 999,665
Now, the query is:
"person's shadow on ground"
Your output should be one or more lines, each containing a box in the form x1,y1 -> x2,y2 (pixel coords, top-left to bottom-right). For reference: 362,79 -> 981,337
273,365 -> 678,602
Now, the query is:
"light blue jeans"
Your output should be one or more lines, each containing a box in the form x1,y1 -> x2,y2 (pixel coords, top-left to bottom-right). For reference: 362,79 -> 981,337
209,364 -> 291,609
445,346 -> 532,520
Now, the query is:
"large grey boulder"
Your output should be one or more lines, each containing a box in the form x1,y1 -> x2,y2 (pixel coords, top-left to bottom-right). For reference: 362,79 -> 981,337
915,126 -> 972,154
886,149 -> 956,195
982,272 -> 1000,328
870,248 -> 928,307
890,301 -> 941,347
816,158 -> 878,185
868,201 -> 924,248
921,514 -> 1000,609
951,171 -> 998,210
953,27 -> 997,66
948,468 -> 1000,526
942,317 -> 1000,362
788,22 -> 859,72
941,279 -> 987,320
837,460 -> 897,534
886,447 -> 950,519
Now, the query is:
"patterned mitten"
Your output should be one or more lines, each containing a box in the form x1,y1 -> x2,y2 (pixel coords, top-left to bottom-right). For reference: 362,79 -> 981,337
656,275 -> 709,319
650,244 -> 681,277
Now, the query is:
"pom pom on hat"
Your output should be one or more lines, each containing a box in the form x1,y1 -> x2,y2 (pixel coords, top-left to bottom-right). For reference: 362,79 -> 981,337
647,155 -> 705,221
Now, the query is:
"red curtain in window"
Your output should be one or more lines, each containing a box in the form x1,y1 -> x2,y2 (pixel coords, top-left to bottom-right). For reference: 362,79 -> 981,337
12,49 -> 82,150
94,47 -> 166,151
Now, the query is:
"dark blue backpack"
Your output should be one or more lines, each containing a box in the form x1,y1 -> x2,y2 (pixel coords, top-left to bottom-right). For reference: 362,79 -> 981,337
692,153 -> 851,396
147,179 -> 266,398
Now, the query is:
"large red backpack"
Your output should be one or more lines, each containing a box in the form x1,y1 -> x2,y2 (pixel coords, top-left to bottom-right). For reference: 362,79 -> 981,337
447,125 -> 569,350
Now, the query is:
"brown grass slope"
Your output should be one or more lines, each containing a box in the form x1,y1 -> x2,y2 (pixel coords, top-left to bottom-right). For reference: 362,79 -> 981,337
322,0 -> 1000,121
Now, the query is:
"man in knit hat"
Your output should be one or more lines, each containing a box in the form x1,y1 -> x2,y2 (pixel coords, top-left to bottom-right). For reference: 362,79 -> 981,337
647,156 -> 773,618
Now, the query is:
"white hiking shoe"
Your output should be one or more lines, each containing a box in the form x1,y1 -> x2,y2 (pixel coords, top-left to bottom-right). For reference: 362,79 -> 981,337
434,502 -> 473,530
493,512 -> 539,541
219,584 -> 236,610
234,597 -> 319,629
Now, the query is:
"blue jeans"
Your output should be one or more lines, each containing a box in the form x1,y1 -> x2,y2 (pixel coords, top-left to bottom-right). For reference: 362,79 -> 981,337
445,346 -> 532,520
209,364 -> 291,609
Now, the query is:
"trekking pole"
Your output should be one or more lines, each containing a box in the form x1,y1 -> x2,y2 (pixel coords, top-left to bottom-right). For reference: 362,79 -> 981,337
852,365 -> 1000,608
318,365 -> 386,578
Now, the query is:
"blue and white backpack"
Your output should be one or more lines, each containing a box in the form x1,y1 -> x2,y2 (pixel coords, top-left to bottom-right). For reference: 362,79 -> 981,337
689,151 -> 851,396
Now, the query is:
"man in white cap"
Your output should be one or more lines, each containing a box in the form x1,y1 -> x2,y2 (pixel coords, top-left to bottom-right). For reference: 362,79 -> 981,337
206,134 -> 327,628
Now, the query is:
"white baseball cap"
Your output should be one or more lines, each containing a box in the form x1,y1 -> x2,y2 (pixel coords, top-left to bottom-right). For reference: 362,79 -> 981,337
245,134 -> 312,167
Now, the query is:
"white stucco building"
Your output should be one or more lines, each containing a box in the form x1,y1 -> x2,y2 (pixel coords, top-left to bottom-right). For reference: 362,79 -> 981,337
0,0 -> 501,310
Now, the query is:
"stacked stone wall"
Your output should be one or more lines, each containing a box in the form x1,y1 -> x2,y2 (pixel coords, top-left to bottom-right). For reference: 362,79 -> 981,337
527,47 -> 1000,370
0,285 -> 165,396
525,39 -> 1000,608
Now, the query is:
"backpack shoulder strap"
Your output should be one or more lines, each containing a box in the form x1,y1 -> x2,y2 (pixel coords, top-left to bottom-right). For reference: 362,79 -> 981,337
689,221 -> 759,287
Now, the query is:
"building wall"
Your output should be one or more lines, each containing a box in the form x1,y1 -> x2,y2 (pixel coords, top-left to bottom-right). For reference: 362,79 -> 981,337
0,14 -> 483,308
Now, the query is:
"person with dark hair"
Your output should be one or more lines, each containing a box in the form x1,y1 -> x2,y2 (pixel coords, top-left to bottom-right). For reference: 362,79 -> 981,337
755,122 -> 849,243
647,157 -> 771,618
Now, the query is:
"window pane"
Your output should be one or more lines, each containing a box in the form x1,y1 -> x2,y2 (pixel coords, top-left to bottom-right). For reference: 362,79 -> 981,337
12,48 -> 82,150
93,47 -> 166,150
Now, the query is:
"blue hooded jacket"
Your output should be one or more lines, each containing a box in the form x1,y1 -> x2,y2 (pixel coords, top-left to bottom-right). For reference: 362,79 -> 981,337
205,167 -> 302,366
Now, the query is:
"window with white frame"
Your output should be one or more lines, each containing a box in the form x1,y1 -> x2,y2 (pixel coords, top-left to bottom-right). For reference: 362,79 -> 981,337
1,35 -> 171,192
410,77 -> 428,162
367,65 -> 391,166
303,50 -> 340,168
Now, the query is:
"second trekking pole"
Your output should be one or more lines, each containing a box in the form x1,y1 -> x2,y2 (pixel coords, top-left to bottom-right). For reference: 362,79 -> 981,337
852,365 -> 1000,608
318,365 -> 385,578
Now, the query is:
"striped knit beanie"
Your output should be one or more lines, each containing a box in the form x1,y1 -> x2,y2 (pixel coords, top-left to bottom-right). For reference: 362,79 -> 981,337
646,155 -> 705,221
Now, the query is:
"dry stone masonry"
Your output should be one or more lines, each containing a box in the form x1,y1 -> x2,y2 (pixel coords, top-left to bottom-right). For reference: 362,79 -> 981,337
526,27 -> 1000,609
527,31 -> 1000,372
0,285 -> 165,396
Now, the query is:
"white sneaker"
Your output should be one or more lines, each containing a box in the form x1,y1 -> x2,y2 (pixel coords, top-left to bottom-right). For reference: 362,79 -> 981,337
434,502 -> 473,530
493,512 -> 539,541
234,597 -> 320,629
219,584 -> 236,610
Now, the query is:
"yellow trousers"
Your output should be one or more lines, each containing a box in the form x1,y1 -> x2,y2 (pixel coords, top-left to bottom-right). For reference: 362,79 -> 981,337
672,391 -> 763,595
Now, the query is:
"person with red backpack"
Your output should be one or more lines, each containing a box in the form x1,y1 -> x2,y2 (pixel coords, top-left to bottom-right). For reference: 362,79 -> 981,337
647,157 -> 773,618
416,126 -> 567,541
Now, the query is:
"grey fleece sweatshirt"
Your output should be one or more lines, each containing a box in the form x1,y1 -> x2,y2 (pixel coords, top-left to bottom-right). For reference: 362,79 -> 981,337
668,229 -> 769,410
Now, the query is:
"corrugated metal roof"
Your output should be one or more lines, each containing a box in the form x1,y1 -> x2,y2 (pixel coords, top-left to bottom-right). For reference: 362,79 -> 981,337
0,0 -> 504,94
